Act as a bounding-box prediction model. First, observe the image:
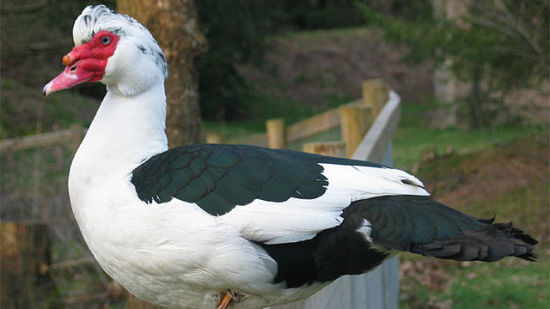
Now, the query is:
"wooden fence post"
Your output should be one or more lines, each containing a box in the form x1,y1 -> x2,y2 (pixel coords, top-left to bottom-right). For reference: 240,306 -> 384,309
70,124 -> 84,153
339,104 -> 374,157
205,132 -> 222,144
303,141 -> 346,158
266,118 -> 286,149
362,79 -> 389,116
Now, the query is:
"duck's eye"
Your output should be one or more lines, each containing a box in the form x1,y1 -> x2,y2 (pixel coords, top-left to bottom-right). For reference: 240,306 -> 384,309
101,36 -> 111,45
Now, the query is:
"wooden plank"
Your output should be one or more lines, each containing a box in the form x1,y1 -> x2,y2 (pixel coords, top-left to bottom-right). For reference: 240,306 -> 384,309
0,128 -> 81,152
362,79 -> 389,116
227,99 -> 362,147
266,118 -> 286,149
70,124 -> 84,153
308,277 -> 352,309
364,264 -> 384,308
353,91 -> 401,163
270,90 -> 401,309
205,132 -> 222,144
286,103 -> 349,142
382,256 -> 400,309
302,141 -> 346,158
286,99 -> 362,143
340,103 -> 374,157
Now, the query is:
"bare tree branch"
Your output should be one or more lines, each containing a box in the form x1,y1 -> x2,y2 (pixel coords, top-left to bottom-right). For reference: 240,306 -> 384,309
468,0 -> 547,65
493,0 -> 544,57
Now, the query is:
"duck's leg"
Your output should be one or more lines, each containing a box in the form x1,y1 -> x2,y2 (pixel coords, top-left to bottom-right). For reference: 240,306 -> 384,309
217,290 -> 242,309
216,292 -> 232,309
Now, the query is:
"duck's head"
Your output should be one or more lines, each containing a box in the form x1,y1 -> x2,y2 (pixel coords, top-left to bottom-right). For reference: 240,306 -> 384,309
44,5 -> 168,97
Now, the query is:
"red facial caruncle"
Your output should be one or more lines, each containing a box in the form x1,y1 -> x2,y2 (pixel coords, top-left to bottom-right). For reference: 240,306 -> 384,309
43,30 -> 120,96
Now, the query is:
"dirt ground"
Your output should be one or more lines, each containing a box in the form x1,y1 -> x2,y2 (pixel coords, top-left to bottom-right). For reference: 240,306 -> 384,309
416,136 -> 549,242
237,28 -> 434,108
400,136 -> 549,308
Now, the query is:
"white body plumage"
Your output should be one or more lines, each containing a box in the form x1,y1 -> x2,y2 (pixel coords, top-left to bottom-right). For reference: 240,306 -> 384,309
55,5 -> 432,309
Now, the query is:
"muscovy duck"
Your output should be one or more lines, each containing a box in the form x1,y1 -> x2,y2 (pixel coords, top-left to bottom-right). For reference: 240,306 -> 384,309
43,5 -> 537,309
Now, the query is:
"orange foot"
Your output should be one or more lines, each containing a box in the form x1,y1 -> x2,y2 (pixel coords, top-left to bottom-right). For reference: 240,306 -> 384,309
216,290 -> 243,309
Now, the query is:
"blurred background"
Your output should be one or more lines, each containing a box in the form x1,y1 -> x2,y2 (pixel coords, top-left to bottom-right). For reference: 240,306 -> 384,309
1,0 -> 548,308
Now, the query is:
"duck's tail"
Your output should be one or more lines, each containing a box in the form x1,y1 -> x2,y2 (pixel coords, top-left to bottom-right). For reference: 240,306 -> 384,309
352,195 -> 538,262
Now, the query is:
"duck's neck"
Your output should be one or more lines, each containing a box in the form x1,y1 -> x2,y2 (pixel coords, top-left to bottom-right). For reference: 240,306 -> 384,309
71,83 -> 168,182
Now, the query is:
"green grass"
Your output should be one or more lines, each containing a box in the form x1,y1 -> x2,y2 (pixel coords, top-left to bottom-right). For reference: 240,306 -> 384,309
205,99 -> 545,169
203,92 -> 353,142
449,262 -> 549,309
393,103 -> 546,170
202,120 -> 261,141
401,257 -> 549,309
400,182 -> 549,308
1,78 -> 98,139
460,182 -> 549,232
398,132 -> 549,309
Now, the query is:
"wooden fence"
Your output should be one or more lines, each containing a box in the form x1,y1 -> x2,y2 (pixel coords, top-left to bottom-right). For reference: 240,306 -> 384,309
269,89 -> 401,309
215,79 -> 390,152
208,79 -> 402,309
0,124 -> 85,153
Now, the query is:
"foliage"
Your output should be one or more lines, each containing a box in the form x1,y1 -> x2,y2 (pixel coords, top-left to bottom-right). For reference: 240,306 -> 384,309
360,0 -> 550,127
195,0 -> 280,120
1,0 -> 116,99
196,0 -> 371,120
278,0 -> 366,30
367,0 -> 434,22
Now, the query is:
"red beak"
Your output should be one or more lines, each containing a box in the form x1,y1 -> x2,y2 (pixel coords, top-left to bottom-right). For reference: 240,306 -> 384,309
43,62 -> 95,96
43,46 -> 106,96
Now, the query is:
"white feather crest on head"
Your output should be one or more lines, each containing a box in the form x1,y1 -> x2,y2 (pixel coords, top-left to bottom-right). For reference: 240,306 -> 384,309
72,5 -> 168,78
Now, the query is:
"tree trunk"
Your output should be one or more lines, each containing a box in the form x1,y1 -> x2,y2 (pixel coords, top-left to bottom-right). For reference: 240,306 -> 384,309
117,0 -> 207,147
115,2 -> 207,307
469,66 -> 484,128
432,0 -> 470,127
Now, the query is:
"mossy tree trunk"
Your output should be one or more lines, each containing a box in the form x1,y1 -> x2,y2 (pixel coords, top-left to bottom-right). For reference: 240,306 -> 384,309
117,0 -> 207,147
115,1 -> 207,307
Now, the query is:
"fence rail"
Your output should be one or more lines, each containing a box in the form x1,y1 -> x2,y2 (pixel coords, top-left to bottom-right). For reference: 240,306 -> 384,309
223,79 -> 388,149
269,87 -> 401,309
0,125 -> 85,152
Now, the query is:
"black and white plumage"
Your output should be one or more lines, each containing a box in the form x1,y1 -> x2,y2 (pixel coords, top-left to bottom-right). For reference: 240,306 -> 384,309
43,5 -> 537,309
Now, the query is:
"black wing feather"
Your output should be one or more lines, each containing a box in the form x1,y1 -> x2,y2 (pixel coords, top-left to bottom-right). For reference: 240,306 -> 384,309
131,144 -> 383,216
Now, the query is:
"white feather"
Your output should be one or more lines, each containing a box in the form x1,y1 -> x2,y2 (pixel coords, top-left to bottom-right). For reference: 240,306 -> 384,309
357,219 -> 373,242
219,163 -> 429,245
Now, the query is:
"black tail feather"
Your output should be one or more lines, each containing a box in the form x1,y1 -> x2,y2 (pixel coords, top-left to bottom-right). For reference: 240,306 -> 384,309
259,195 -> 537,288
411,221 -> 538,262
356,195 -> 538,262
